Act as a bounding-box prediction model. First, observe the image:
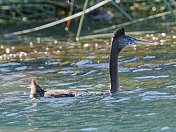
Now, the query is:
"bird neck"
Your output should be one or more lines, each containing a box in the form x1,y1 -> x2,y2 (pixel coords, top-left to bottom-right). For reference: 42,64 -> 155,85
109,41 -> 120,93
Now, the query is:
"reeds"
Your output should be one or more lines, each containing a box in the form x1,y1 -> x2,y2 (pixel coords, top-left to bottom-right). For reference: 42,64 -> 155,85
0,0 -> 73,21
5,0 -> 112,36
2,0 -> 176,40
76,0 -> 89,41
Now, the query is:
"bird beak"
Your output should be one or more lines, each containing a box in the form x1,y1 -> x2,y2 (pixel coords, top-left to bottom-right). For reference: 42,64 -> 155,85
132,38 -> 153,45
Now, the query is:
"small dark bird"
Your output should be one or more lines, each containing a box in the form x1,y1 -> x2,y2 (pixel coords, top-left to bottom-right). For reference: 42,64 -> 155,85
28,28 -> 151,98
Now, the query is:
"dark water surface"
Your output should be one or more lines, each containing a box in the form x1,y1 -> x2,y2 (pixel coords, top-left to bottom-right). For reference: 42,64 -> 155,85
0,32 -> 176,131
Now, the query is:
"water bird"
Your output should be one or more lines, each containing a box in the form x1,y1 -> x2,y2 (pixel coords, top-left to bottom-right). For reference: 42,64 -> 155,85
28,28 -> 152,98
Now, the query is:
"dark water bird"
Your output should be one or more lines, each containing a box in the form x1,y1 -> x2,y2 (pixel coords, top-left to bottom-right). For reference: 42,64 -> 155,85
28,28 -> 151,98
28,80 -> 82,98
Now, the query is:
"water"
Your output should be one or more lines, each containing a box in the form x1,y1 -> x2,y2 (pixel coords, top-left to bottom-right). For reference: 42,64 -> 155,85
0,32 -> 176,131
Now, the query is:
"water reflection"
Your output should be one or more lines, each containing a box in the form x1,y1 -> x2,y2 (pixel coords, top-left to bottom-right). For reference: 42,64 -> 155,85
0,32 -> 176,131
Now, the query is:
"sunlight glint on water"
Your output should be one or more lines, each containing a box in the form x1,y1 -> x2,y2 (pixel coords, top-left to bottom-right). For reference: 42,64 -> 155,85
0,32 -> 176,131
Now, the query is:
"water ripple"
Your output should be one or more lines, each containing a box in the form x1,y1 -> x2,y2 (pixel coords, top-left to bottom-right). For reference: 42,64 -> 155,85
134,75 -> 169,79
0,62 -> 20,67
28,70 -> 55,74
133,68 -> 152,72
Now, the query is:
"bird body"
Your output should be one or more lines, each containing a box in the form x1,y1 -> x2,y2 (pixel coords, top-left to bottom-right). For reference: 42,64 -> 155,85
28,28 -> 151,98
28,80 -> 83,98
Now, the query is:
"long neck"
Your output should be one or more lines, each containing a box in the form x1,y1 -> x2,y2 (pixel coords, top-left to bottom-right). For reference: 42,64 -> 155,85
109,41 -> 120,93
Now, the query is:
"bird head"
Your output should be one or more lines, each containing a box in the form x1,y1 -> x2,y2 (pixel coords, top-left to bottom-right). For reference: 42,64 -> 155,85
27,80 -> 45,98
112,28 -> 152,51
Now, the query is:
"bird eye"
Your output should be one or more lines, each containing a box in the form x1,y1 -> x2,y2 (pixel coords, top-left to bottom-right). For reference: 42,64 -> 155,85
128,38 -> 131,41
